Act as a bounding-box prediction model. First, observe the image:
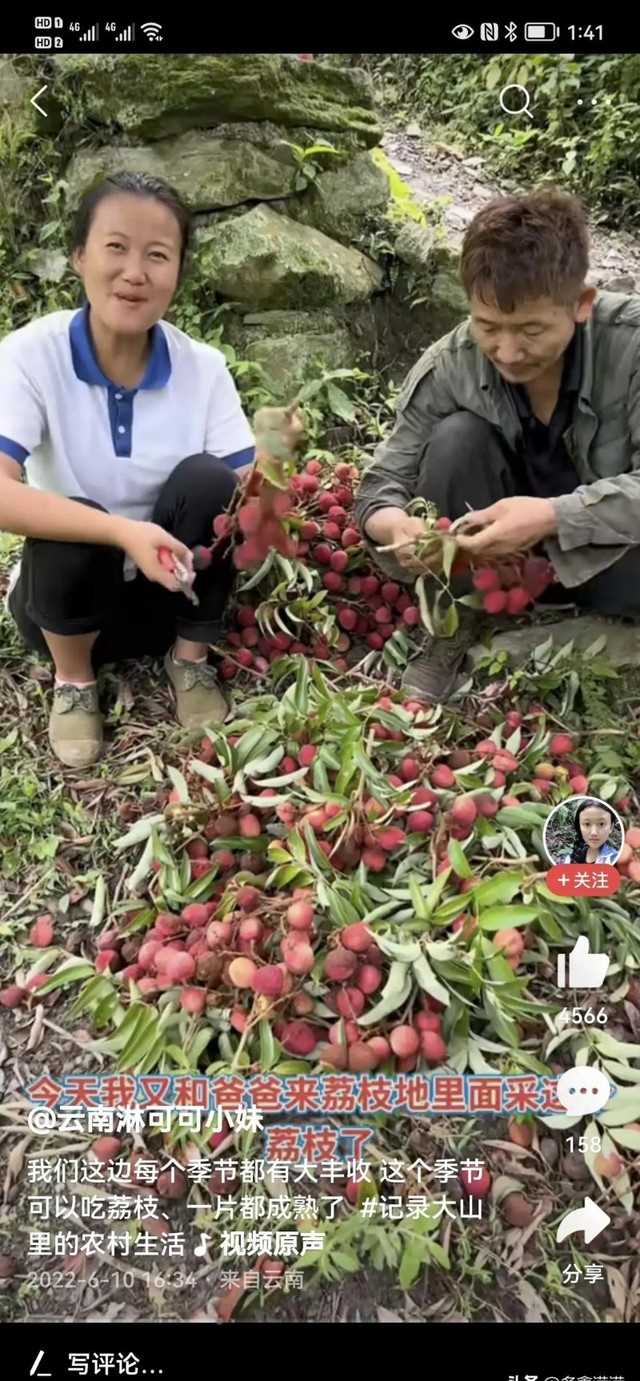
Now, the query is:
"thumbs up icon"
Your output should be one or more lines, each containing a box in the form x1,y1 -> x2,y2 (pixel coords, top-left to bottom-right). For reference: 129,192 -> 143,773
557,935 -> 609,989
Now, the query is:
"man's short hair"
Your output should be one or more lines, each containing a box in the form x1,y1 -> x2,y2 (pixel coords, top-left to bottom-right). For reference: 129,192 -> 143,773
460,187 -> 590,311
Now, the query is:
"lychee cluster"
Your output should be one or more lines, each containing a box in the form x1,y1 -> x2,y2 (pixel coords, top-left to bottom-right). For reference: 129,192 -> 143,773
472,555 -> 555,615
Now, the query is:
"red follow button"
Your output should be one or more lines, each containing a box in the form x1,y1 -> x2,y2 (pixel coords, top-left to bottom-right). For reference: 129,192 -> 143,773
546,863 -> 621,897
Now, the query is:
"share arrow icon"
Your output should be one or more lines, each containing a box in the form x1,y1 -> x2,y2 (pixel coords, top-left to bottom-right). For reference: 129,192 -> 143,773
556,1196 -> 610,1244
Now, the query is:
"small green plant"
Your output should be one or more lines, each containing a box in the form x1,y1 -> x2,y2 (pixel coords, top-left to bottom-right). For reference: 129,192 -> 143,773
371,148 -> 427,226
295,366 -> 370,428
283,140 -> 345,192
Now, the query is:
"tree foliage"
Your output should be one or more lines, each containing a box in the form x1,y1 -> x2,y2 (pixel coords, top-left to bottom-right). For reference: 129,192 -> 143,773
361,53 -> 640,226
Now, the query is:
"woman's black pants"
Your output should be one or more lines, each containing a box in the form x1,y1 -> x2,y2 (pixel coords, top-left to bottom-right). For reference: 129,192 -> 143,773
8,454 -> 238,669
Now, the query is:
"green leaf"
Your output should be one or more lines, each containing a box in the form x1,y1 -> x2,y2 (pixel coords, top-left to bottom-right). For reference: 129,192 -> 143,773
166,766 -> 190,803
300,822 -> 331,873
470,871 -> 525,909
426,1239 -> 450,1270
437,536 -> 456,583
185,1027 -> 215,1067
375,935 -> 421,962
599,1088 -> 640,1125
114,814 -> 165,851
409,874 -> 429,920
244,746 -> 285,777
399,1239 -> 425,1289
357,961 -> 412,1027
36,960 -> 95,995
327,383 -> 355,422
607,1126 -> 640,1150
89,874 -> 107,929
416,576 -> 435,636
236,726 -> 273,768
268,863 -> 312,889
412,953 -> 450,1007
288,829 -> 307,866
259,1019 -> 278,1071
332,1248 -> 360,1272
434,595 -> 459,638
479,905 -> 540,931
447,838 -> 472,879
432,894 -> 474,924
496,806 -> 548,829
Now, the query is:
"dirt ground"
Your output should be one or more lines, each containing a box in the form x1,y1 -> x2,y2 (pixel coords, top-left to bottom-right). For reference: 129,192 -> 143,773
383,130 -> 640,289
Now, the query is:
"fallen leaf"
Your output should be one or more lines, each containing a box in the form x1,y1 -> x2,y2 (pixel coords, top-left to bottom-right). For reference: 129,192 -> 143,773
26,1004 -> 45,1052
2,1136 -> 30,1205
517,1278 -> 552,1322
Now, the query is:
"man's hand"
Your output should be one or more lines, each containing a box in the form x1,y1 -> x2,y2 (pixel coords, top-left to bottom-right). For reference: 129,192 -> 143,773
366,510 -> 431,573
455,497 -> 557,558
117,519 -> 194,591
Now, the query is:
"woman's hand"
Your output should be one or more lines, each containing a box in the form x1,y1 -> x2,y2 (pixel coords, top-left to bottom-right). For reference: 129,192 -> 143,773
116,519 -> 194,591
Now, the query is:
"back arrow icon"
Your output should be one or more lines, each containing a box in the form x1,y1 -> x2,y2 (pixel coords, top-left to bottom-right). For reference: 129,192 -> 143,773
556,1195 -> 610,1244
31,85 -> 48,117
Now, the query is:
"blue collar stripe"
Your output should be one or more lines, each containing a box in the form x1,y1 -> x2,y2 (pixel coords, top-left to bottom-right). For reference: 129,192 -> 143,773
0,435 -> 28,465
69,303 -> 171,390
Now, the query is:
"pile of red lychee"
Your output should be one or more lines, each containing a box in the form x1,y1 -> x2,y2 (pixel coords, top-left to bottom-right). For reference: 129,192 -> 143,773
471,555 -> 555,614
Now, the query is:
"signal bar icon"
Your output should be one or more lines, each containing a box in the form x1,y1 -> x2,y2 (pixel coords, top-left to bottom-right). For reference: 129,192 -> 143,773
79,24 -> 99,42
116,25 -> 135,42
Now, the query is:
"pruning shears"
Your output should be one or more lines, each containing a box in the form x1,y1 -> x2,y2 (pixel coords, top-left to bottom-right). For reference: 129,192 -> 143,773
158,548 -> 200,606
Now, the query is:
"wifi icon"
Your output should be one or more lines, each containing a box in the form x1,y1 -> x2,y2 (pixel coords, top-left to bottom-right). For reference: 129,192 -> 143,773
141,21 -> 163,41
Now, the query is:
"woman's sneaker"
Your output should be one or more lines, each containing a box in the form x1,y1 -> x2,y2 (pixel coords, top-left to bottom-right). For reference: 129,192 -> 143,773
48,683 -> 103,767
164,651 -> 227,729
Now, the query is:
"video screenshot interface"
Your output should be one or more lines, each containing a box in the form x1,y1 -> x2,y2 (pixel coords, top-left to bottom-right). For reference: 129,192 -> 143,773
0,14 -> 638,1376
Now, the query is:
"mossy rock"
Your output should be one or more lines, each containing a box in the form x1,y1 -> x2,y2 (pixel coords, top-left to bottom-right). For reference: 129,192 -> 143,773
50,54 -> 382,145
424,268 -> 469,337
394,221 -> 458,276
65,130 -> 299,211
236,314 -> 357,403
283,151 -> 390,244
196,205 -> 382,309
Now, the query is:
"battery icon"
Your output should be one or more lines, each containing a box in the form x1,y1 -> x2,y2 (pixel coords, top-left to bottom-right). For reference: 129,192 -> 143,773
524,21 -> 558,40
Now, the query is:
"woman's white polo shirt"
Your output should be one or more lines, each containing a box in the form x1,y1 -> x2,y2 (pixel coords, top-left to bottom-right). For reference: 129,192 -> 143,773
0,303 -> 255,582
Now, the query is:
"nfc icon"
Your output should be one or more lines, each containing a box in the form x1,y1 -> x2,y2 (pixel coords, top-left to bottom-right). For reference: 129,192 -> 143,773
480,22 -> 499,40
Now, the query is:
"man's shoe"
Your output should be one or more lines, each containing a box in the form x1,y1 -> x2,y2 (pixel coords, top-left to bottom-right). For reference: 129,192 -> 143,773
402,610 -> 480,704
164,651 -> 227,729
48,683 -> 103,767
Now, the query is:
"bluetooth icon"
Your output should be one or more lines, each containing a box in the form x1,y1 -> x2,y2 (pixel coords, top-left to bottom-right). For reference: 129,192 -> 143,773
505,21 -> 518,41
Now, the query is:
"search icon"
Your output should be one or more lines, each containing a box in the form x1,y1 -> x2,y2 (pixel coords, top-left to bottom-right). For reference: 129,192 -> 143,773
499,83 -> 533,119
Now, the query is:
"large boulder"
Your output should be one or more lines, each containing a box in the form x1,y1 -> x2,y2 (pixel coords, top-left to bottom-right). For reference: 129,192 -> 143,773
51,54 -> 382,145
282,151 -> 390,244
228,310 -> 356,403
65,130 -> 299,211
197,205 -> 382,309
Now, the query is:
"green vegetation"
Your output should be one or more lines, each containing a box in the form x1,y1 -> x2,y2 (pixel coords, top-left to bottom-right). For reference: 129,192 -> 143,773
361,53 -> 640,226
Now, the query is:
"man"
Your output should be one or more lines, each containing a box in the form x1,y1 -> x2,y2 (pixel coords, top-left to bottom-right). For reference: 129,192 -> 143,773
355,188 -> 640,702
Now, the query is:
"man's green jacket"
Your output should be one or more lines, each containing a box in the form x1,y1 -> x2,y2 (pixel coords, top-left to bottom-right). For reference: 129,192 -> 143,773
354,291 -> 640,587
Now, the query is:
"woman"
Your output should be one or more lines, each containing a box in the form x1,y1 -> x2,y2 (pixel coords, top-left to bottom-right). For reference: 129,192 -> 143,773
558,798 -> 620,865
0,172 -> 255,769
